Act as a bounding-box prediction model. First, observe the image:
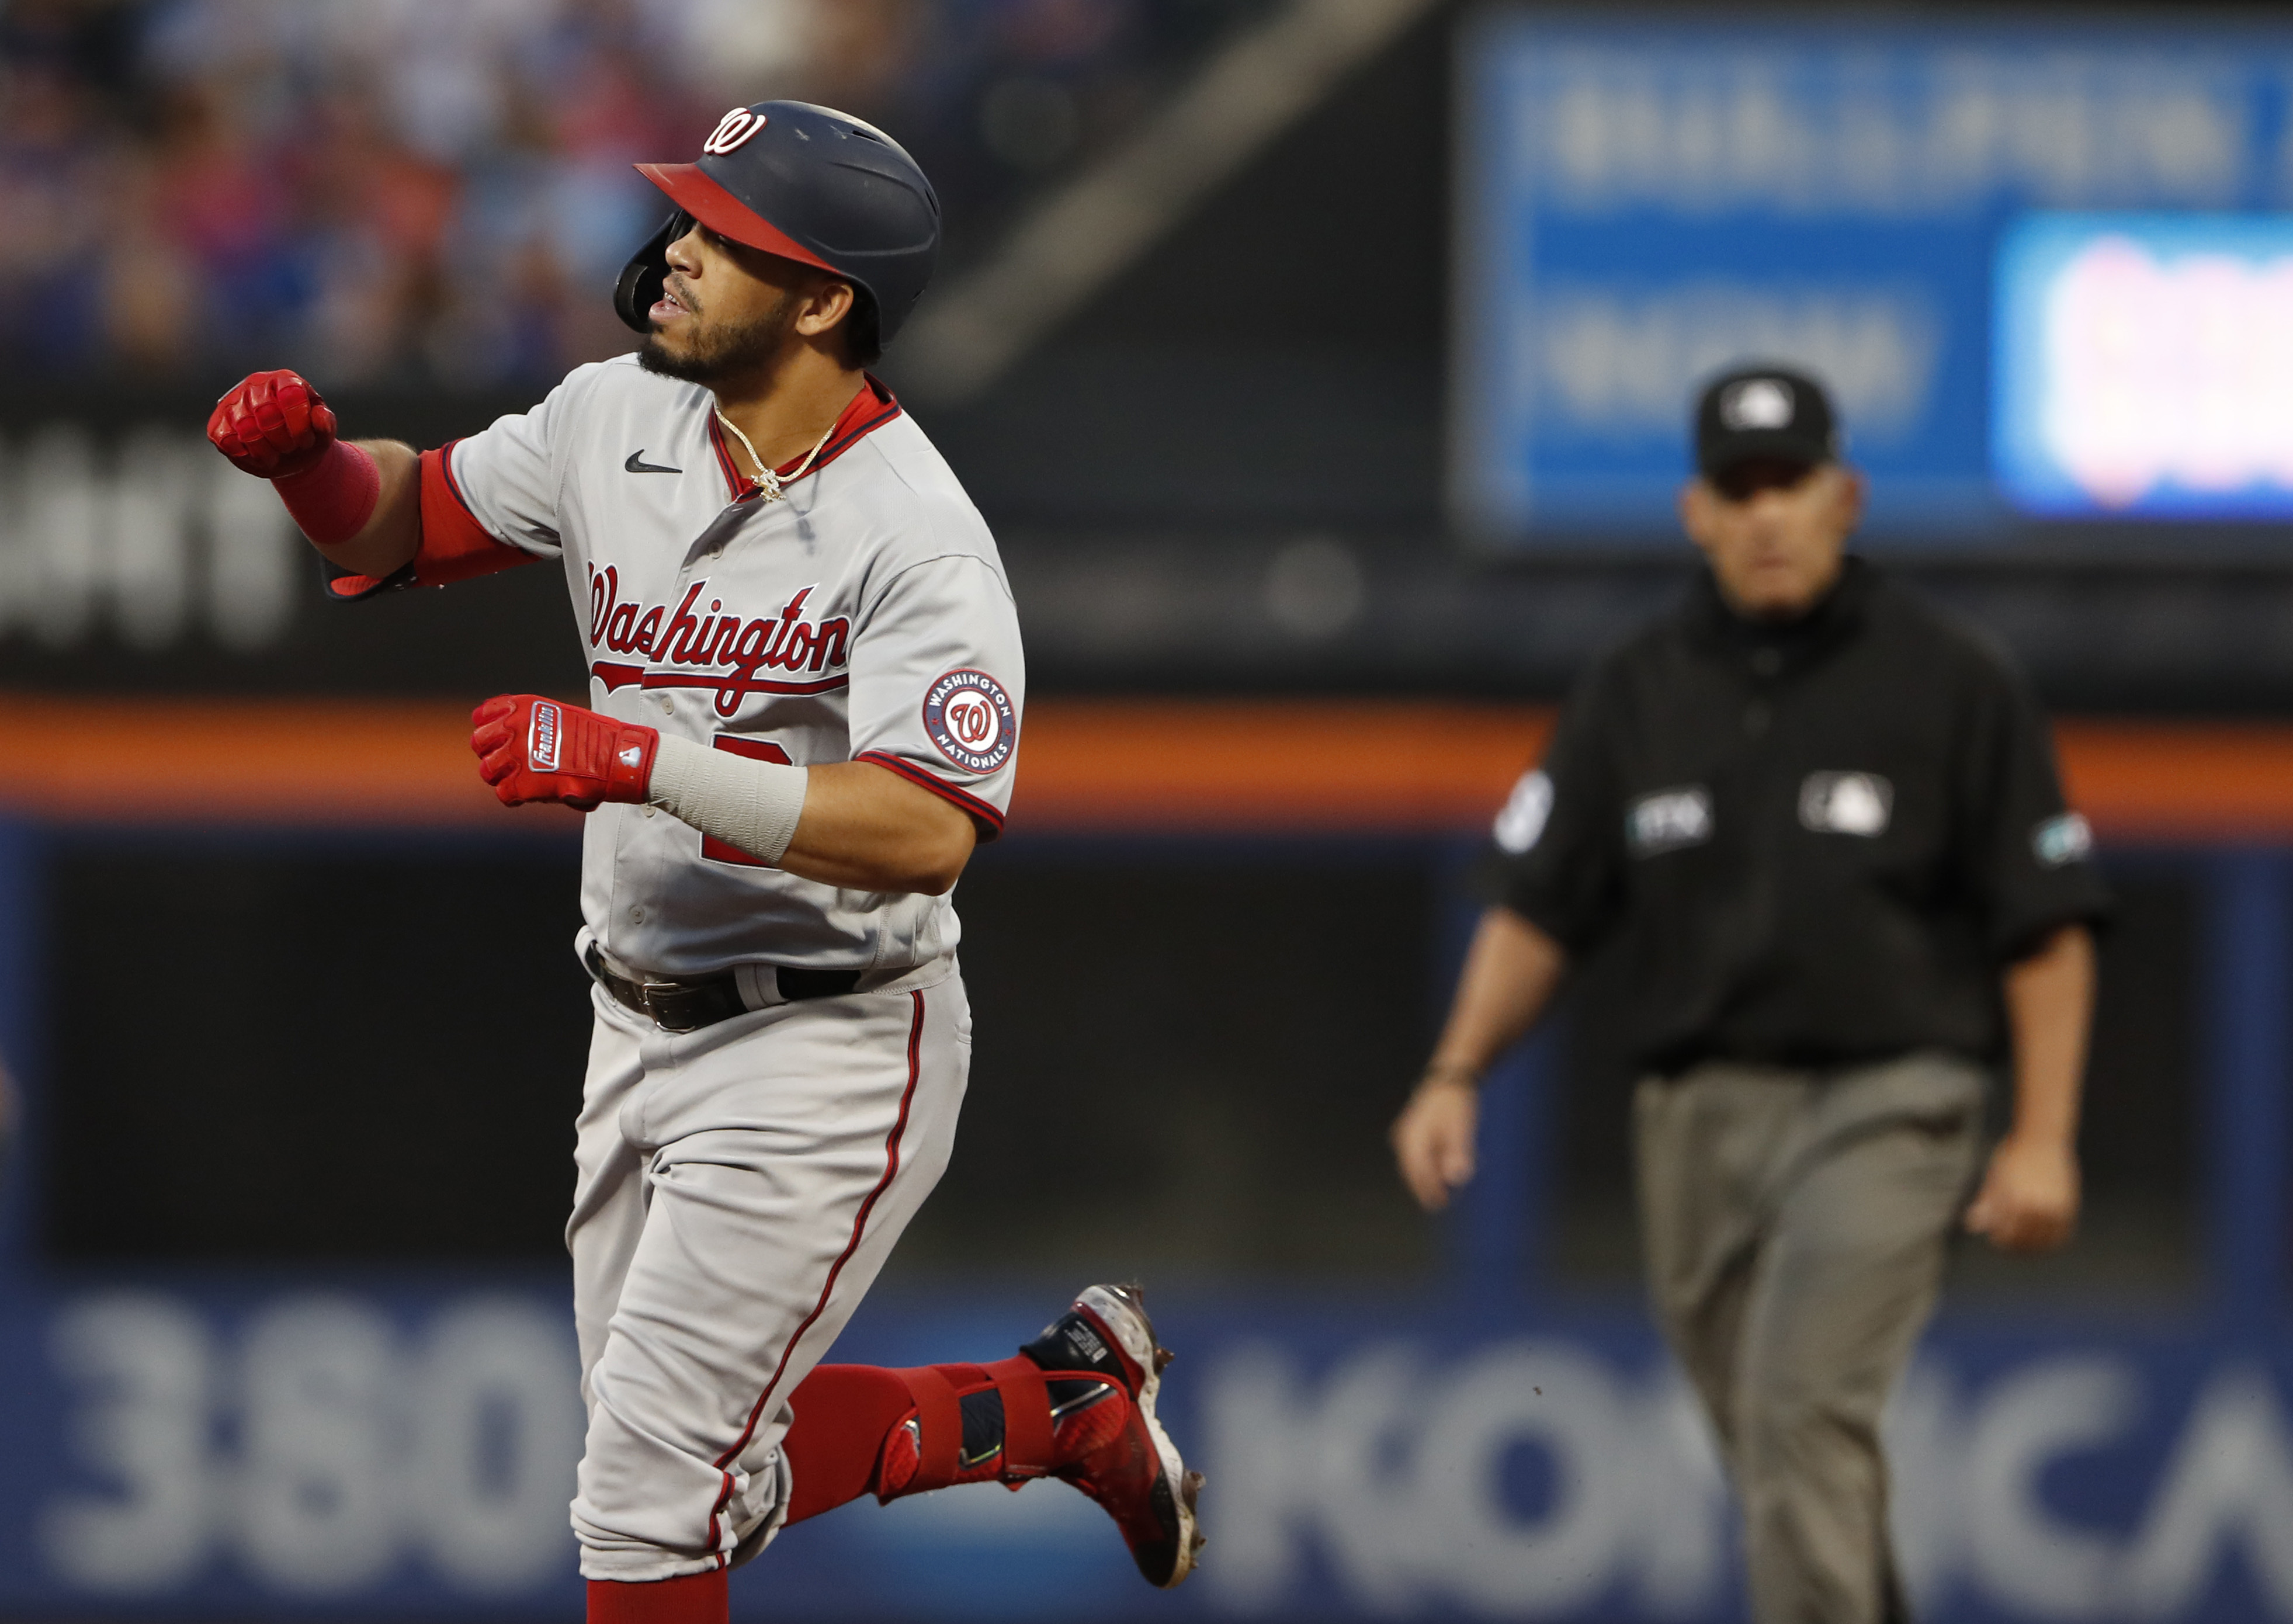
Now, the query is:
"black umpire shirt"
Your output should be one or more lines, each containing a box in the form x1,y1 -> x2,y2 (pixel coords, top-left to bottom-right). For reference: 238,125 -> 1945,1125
1483,557 -> 2112,1076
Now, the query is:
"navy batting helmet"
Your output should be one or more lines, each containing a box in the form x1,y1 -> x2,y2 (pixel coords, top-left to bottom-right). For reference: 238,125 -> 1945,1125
613,100 -> 941,359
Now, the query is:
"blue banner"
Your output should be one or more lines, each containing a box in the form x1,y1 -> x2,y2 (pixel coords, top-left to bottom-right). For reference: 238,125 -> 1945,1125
8,1279 -> 2293,1620
1451,15 -> 2293,545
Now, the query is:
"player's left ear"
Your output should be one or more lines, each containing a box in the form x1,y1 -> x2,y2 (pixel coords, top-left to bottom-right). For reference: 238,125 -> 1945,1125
793,277 -> 857,341
794,276 -> 882,367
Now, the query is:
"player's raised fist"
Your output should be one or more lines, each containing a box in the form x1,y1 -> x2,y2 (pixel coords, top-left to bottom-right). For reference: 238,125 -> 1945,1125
206,369 -> 339,479
471,694 -> 659,813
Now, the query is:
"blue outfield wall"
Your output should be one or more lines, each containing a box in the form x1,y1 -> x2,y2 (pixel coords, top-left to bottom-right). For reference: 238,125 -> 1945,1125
2,830 -> 2291,1620
7,1284 -> 2293,1620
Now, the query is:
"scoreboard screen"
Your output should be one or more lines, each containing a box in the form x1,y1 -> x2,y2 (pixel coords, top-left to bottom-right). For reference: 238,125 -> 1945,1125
1997,213 -> 2293,518
1452,13 -> 2293,547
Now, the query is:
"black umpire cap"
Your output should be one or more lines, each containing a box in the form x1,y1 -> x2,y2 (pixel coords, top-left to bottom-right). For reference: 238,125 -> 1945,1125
1693,365 -> 1842,478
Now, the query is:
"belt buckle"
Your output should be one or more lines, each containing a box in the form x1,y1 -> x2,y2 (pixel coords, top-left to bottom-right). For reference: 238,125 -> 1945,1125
642,980 -> 705,1034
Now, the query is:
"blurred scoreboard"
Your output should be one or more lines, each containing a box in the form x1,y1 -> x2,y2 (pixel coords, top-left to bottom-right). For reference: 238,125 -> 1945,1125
1998,214 -> 2293,518
1451,14 -> 2293,546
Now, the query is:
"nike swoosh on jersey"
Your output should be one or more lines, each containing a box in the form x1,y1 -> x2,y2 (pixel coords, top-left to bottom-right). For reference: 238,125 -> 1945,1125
624,450 -> 682,474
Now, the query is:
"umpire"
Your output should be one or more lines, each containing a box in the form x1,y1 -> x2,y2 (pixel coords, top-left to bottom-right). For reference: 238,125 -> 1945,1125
1391,365 -> 2108,1623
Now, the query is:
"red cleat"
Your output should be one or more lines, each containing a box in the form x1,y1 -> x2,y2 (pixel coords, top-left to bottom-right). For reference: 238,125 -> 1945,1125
1022,1283 -> 1205,1588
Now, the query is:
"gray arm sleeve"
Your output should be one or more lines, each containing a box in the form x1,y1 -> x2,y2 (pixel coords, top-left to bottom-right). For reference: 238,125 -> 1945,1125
645,734 -> 810,865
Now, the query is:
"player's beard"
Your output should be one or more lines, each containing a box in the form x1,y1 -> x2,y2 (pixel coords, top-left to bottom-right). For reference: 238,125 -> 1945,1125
637,288 -> 796,386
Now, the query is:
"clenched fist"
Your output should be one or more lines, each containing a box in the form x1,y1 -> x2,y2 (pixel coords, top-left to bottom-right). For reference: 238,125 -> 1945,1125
1964,1133 -> 2080,1253
1391,1070 -> 1480,1212
472,694 -> 660,812
207,369 -> 339,480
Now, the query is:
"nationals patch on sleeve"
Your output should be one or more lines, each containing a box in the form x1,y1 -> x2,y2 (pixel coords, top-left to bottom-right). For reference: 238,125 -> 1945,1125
923,669 -> 1017,775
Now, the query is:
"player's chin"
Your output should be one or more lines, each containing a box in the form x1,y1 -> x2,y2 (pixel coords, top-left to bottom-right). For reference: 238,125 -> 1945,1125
636,329 -> 709,380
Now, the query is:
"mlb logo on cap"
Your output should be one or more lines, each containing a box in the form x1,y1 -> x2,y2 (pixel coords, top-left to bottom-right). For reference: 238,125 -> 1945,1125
1720,377 -> 1796,431
1694,363 -> 1841,476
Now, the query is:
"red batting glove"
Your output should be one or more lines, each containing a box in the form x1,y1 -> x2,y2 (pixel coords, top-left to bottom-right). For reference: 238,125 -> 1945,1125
471,695 -> 659,812
207,369 -> 380,543
207,369 -> 339,478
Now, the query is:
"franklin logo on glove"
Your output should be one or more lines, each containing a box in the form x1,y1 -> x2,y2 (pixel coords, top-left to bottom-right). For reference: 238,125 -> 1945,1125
530,701 -> 563,772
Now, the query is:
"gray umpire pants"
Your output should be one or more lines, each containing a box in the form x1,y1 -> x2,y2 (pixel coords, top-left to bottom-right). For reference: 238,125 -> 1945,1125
1634,1050 -> 1986,1624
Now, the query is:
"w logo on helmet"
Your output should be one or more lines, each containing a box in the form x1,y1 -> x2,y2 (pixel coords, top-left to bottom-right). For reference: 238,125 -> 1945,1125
703,107 -> 768,156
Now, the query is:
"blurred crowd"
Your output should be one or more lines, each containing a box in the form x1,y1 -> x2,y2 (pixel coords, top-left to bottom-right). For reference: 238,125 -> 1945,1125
0,0 -> 1254,390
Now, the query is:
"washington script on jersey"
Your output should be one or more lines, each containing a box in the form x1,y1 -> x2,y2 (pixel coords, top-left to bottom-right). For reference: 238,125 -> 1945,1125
586,565 -> 851,716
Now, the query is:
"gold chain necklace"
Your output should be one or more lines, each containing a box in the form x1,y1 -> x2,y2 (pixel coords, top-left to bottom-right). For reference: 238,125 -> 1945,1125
715,410 -> 837,502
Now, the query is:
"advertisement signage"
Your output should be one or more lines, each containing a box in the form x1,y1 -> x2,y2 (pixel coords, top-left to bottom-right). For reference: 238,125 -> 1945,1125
1452,15 -> 2293,545
7,1282 -> 2293,1620
1997,214 -> 2293,518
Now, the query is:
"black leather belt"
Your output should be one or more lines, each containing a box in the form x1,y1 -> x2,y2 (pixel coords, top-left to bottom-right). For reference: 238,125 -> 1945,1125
584,943 -> 861,1033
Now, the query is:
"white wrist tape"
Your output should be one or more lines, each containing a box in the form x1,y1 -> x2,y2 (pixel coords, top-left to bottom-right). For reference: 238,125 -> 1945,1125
645,734 -> 809,865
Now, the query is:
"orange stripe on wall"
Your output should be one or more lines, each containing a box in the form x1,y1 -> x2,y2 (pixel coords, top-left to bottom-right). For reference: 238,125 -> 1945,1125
0,696 -> 566,828
3,694 -> 2292,841
1015,701 -> 1550,833
2054,721 -> 2293,841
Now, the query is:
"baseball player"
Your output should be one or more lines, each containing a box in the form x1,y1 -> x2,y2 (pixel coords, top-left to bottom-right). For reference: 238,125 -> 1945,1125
206,100 -> 1200,1622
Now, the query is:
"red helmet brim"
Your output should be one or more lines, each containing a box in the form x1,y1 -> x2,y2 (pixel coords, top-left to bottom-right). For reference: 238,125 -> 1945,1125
633,162 -> 841,277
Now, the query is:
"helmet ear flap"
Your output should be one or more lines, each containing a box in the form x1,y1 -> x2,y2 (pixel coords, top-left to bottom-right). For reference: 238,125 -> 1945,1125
613,210 -> 694,334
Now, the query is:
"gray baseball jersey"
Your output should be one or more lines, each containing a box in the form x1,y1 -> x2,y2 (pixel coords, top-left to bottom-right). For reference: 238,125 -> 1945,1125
439,356 -> 1024,976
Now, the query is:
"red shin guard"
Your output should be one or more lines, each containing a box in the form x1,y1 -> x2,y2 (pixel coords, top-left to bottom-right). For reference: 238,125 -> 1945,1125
782,1365 -> 919,1524
587,1570 -> 727,1624
782,1356 -> 1119,1525
273,438 -> 381,544
876,1355 -> 1056,1497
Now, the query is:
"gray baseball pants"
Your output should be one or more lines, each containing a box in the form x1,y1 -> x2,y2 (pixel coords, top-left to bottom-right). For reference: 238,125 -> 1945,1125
566,954 -> 969,1580
1633,1050 -> 1986,1624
